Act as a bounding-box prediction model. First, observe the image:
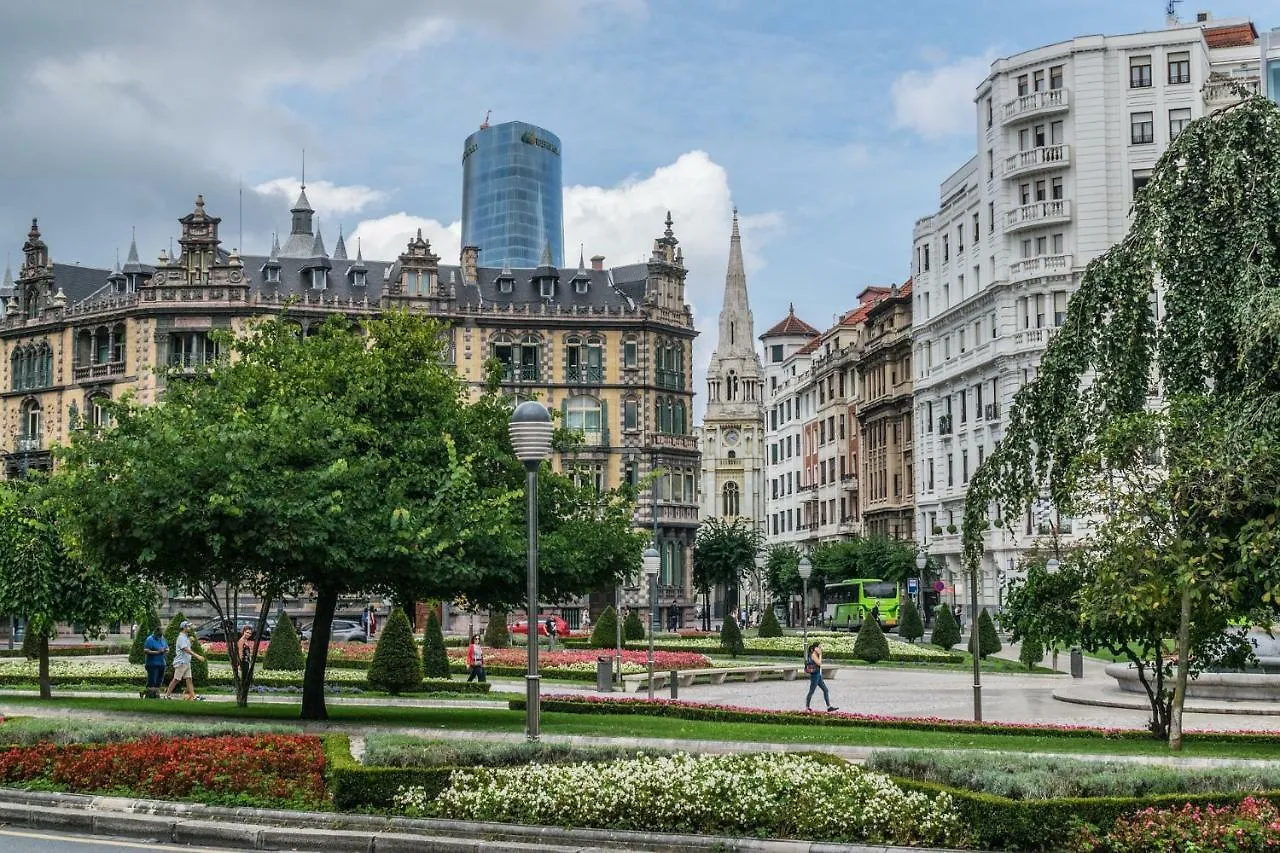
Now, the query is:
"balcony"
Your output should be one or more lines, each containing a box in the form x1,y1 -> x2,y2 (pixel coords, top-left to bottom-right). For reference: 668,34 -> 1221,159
1002,88 -> 1069,124
1010,253 -> 1072,283
797,481 -> 817,492
841,475 -> 859,491
1203,76 -> 1260,107
1004,144 -> 1070,179
1012,327 -> 1061,348
13,434 -> 41,453
1004,200 -> 1071,233
72,360 -> 126,381
500,363 -> 540,383
564,365 -> 603,384
651,433 -> 698,452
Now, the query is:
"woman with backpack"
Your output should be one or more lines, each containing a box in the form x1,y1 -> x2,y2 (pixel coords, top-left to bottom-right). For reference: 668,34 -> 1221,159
804,640 -> 838,712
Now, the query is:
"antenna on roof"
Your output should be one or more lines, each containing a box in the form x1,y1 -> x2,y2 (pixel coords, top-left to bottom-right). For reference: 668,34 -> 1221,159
1166,0 -> 1181,21
481,110 -> 491,130
301,148 -> 306,190
238,178 -> 243,254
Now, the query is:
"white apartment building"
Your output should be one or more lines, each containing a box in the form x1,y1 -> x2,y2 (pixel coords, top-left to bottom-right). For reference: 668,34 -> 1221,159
760,307 -> 819,549
912,12 -> 1267,611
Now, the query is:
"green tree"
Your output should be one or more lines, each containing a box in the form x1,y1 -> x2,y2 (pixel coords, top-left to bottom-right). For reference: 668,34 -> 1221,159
897,598 -> 924,644
969,609 -> 1001,659
1019,634 -> 1044,670
263,613 -> 305,671
623,609 -> 645,641
589,605 -> 619,649
815,537 -> 918,585
764,544 -> 825,628
162,612 -> 209,687
963,95 -> 1280,747
931,605 -> 960,651
853,614 -> 890,663
129,609 -> 161,666
483,611 -> 510,649
0,478 -> 149,699
21,625 -> 43,661
692,518 -> 763,631
367,607 -> 422,695
757,606 -> 783,638
720,614 -> 744,658
422,609 -> 450,679
57,314 -> 638,720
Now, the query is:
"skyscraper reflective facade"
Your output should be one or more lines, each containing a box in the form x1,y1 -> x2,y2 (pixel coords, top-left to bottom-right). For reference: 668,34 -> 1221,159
461,121 -> 564,269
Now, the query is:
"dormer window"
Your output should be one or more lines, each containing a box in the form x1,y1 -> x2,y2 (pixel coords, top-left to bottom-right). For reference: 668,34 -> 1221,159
265,267 -> 280,284
499,278 -> 513,294
353,270 -> 367,287
574,279 -> 588,295
311,268 -> 327,290
540,280 -> 554,299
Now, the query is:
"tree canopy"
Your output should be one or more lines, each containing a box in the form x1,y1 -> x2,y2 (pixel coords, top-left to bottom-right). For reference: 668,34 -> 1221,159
813,537 -> 917,585
692,517 -> 763,627
963,94 -> 1280,745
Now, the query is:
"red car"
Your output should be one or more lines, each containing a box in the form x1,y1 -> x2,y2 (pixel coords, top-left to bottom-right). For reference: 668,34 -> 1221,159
509,616 -> 570,637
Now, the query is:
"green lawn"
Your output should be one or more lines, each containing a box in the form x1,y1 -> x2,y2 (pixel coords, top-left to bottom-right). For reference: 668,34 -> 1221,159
1,695 -> 1274,759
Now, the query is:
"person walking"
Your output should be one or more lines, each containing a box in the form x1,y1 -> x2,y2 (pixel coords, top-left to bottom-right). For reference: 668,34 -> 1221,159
235,624 -> 254,677
465,633 -> 486,683
141,625 -> 168,699
804,640 -> 838,712
162,620 -> 206,701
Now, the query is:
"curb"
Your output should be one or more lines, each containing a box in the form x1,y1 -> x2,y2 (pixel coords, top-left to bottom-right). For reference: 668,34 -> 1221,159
0,788 -> 974,853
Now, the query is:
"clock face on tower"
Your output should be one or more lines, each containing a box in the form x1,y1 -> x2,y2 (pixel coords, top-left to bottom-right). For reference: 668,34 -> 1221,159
723,428 -> 740,446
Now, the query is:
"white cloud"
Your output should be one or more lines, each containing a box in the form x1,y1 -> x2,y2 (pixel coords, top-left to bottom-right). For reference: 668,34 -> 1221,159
890,53 -> 994,140
253,178 -> 387,217
350,149 -> 783,422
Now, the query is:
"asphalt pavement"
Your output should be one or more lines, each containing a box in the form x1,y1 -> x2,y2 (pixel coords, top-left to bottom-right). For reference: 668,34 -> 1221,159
0,828 -> 260,852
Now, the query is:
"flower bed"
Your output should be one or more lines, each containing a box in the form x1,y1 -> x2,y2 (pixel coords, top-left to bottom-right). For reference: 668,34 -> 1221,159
511,695 -> 1280,744
0,734 -> 327,807
446,647 -> 711,671
394,752 -> 968,846
1072,797 -> 1280,851
0,643 -> 129,659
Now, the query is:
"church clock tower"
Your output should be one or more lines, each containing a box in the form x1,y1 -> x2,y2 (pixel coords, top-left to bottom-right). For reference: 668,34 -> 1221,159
698,211 -> 766,582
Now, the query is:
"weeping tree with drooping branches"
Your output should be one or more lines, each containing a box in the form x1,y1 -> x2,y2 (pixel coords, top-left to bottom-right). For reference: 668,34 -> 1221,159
963,93 -> 1280,747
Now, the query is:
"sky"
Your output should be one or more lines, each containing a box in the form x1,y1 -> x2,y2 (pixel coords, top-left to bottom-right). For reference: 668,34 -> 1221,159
0,0 -> 1276,421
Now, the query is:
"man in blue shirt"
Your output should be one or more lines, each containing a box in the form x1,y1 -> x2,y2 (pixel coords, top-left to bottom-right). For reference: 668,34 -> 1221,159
141,626 -> 167,699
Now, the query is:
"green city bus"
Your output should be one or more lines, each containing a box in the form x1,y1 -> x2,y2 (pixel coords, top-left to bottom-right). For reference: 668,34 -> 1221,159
824,579 -> 901,631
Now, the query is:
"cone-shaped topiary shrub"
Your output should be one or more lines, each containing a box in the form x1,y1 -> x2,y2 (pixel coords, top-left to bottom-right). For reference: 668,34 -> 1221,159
129,610 -> 161,665
931,605 -> 961,651
589,605 -> 619,649
483,611 -> 510,649
422,609 -> 451,679
969,608 -> 1003,659
854,612 -> 891,663
367,607 -> 422,695
897,598 -> 924,644
623,609 -> 645,641
757,607 -> 783,639
720,614 -> 745,658
263,612 -> 305,671
22,624 -> 43,661
163,612 -> 208,685
1019,634 -> 1045,670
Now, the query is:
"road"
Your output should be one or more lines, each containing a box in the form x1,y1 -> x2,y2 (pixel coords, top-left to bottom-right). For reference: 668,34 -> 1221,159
0,828 -> 266,852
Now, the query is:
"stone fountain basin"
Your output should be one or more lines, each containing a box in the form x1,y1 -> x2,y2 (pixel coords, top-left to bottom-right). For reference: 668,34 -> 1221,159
1106,662 -> 1280,702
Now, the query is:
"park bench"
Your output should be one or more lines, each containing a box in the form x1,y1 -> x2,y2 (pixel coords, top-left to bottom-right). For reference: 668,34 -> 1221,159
622,664 -> 840,692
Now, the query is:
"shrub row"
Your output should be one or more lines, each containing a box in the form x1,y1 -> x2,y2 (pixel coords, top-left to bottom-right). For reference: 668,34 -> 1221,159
510,696 -> 1280,744
0,644 -> 130,659
324,734 -> 452,811
0,673 -> 489,693
560,638 -> 963,665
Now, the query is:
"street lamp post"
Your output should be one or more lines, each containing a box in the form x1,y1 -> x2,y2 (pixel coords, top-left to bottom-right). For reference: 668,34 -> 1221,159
643,546 -> 661,700
508,401 -> 553,742
754,553 -> 766,628
797,556 -> 813,662
1046,557 -> 1061,670
970,562 -> 982,722
914,551 -> 927,624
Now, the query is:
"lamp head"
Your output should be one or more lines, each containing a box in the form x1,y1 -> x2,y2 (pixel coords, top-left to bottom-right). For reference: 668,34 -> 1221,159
508,401 -> 553,464
797,556 -> 812,581
915,552 -> 927,570
754,553 -> 766,571
643,546 -> 660,579
1046,557 -> 1061,573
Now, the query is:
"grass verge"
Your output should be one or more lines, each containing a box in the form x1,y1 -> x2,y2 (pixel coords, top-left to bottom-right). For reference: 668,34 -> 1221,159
0,695 -> 1277,759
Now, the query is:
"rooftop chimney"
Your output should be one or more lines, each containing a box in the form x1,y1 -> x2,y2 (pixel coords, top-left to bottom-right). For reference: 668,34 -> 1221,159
1197,11 -> 1210,22
590,254 -> 605,271
461,245 -> 479,285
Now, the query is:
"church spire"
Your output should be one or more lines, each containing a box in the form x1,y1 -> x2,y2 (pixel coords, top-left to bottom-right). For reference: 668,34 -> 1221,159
712,208 -> 757,361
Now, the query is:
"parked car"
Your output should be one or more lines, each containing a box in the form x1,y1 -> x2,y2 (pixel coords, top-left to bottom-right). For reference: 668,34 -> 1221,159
509,616 -> 570,637
300,619 -> 367,643
194,618 -> 275,642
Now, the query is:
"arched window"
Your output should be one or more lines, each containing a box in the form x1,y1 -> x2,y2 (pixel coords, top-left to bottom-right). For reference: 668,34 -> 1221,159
37,344 -> 51,387
519,335 -> 541,381
674,400 -> 686,435
722,482 -> 740,517
564,395 -> 603,445
565,335 -> 604,383
19,399 -> 41,449
88,392 -> 112,429
728,370 -> 739,401
112,324 -> 125,363
75,330 -> 92,368
10,348 -> 20,391
729,321 -> 735,345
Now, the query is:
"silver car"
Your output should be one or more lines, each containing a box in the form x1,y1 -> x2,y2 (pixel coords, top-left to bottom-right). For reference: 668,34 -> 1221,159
301,619 -> 367,643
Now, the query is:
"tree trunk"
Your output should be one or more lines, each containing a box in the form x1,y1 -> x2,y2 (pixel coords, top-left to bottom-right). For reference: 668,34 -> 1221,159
38,633 -> 50,700
300,587 -> 337,720
236,598 -> 275,709
1168,584 -> 1194,751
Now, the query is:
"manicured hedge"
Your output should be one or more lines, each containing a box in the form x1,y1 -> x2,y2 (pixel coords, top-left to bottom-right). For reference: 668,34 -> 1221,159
893,777 -> 1280,850
324,734 -> 452,811
564,640 -> 963,665
511,696 -> 1280,744
0,644 -> 130,659
0,673 -> 489,694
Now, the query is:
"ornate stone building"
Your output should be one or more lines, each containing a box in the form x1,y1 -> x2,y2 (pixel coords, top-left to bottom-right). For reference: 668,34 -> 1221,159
697,212 -> 766,618
858,281 -> 915,540
0,191 -> 701,627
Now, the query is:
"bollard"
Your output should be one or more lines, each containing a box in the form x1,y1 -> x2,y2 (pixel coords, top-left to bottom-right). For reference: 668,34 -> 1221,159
596,657 -> 613,693
669,670 -> 678,700
1070,647 -> 1084,679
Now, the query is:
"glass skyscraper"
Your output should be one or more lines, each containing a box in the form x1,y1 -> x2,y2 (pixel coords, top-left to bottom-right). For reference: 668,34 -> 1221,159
461,120 -> 564,269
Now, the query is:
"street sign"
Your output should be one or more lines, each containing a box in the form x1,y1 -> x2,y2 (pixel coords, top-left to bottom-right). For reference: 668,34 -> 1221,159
907,578 -> 919,596
932,580 -> 945,593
